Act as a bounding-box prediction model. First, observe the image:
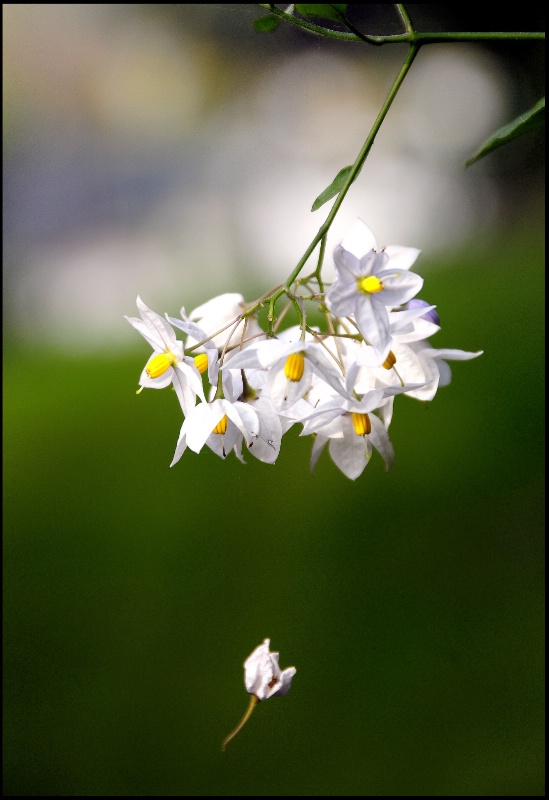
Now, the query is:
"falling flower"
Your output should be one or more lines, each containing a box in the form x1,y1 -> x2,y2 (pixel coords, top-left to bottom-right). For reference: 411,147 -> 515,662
221,638 -> 296,752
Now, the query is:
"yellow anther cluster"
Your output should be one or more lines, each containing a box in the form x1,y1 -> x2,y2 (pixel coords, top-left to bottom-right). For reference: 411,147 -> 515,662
212,414 -> 228,435
382,351 -> 397,370
284,352 -> 305,382
193,354 -> 209,374
146,352 -> 176,379
351,412 -> 371,436
357,275 -> 384,294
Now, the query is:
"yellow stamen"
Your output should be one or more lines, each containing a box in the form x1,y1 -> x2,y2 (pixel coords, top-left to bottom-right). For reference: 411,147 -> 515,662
352,412 -> 371,436
136,386 -> 144,395
193,353 -> 209,374
382,351 -> 397,370
284,352 -> 305,382
212,414 -> 228,435
146,352 -> 176,379
357,275 -> 384,294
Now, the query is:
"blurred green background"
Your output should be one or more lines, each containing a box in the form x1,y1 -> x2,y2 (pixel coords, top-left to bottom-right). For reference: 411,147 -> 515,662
3,5 -> 544,796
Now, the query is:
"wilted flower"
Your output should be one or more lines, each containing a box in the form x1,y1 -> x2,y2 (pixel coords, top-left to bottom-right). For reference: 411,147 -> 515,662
221,638 -> 296,751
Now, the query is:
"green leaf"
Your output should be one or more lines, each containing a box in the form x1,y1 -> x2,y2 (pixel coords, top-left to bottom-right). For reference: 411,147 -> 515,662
253,14 -> 284,32
295,4 -> 348,22
311,165 -> 353,211
466,97 -> 545,167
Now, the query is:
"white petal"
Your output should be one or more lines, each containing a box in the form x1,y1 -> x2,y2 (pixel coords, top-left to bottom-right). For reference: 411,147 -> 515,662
184,402 -> 223,453
170,424 -> 187,467
377,270 -> 424,306
340,219 -> 377,257
329,426 -> 370,480
383,244 -> 421,271
425,348 -> 484,361
272,666 -> 296,697
368,413 -> 394,471
310,434 -> 328,474
136,296 -> 177,351
125,315 -> 164,352
190,293 -> 244,322
354,295 -> 391,353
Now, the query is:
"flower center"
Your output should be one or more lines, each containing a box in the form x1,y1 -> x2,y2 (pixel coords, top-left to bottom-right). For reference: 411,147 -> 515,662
212,414 -> 228,435
351,412 -> 371,436
284,352 -> 305,382
146,351 -> 176,379
357,275 -> 384,294
193,354 -> 209,374
382,350 -> 397,370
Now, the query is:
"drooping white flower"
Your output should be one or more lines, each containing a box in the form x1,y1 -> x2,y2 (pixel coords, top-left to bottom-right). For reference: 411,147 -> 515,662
386,341 -> 484,402
225,334 -> 345,411
170,397 -> 260,466
124,296 -> 206,415
326,219 -> 423,357
166,309 -> 220,389
244,638 -> 296,700
299,390 -> 396,479
221,638 -> 296,752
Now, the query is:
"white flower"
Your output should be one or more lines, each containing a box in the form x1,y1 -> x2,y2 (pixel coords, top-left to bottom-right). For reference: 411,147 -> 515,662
170,397 -> 260,466
225,334 -> 345,411
124,296 -> 206,415
221,638 -> 296,752
187,293 -> 264,352
244,638 -> 296,700
386,341 -> 484,402
166,309 -> 220,389
299,390 -> 396,479
326,219 -> 423,356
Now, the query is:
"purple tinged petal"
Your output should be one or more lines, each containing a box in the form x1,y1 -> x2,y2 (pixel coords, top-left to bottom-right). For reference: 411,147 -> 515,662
354,295 -> 391,352
377,270 -> 424,306
405,299 -> 440,326
333,244 -> 362,279
365,249 -> 389,276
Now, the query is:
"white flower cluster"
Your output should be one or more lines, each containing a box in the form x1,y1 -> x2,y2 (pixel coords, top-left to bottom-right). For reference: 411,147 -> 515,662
125,220 -> 482,480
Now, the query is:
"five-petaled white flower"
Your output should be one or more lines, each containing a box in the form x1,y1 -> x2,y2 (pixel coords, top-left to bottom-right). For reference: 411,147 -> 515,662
326,219 -> 424,357
225,334 -> 345,411
221,638 -> 296,752
125,296 -> 206,415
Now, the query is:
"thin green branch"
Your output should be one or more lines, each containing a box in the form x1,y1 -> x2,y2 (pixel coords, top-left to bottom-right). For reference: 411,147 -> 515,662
396,4 -> 414,34
255,6 -> 544,43
284,43 -> 419,289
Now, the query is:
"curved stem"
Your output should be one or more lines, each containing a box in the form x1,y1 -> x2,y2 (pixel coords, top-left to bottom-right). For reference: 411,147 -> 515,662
221,694 -> 259,752
255,5 -> 544,43
284,43 -> 420,290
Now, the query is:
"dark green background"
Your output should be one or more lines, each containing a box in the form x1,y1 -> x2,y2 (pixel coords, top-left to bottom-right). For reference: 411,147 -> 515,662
4,215 -> 544,795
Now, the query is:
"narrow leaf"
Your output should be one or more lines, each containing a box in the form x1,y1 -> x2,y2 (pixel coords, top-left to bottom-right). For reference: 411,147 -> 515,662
253,14 -> 284,32
311,165 -> 353,212
295,4 -> 348,21
466,97 -> 545,167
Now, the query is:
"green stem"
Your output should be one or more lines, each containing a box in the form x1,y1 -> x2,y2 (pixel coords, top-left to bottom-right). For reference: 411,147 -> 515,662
255,5 -> 544,43
396,4 -> 414,34
284,42 -> 419,290
221,694 -> 259,752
